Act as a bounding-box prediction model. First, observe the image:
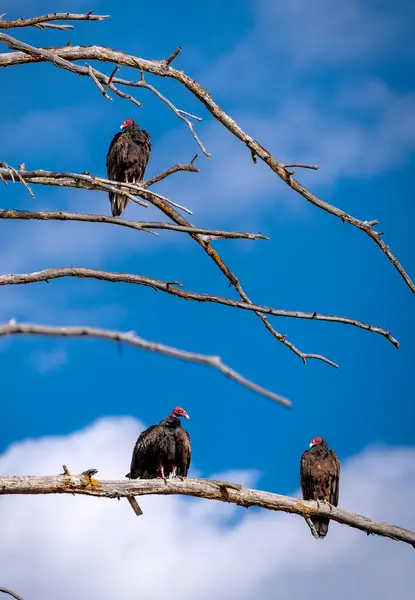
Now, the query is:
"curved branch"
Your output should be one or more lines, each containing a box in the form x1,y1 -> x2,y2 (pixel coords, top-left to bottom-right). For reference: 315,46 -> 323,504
0,322 -> 290,406
1,473 -> 414,547
0,268 -> 399,348
0,209 -> 268,241
0,43 -> 411,292
0,588 -> 25,600
144,155 -> 199,187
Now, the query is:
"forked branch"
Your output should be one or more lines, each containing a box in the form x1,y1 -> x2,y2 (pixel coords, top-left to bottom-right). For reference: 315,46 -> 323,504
1,472 -> 414,547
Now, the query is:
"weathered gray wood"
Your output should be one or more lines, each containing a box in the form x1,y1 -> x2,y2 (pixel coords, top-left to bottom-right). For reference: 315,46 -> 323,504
0,474 -> 414,547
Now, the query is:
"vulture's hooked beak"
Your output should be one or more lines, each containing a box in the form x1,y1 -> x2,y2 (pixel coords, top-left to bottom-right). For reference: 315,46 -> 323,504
184,414 -> 190,419
309,443 -> 313,448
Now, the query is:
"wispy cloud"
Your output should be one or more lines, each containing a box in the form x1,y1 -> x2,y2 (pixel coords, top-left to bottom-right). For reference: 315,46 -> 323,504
29,347 -> 67,373
0,417 -> 414,600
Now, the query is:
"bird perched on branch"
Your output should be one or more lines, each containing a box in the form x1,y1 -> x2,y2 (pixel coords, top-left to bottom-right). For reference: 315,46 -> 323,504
300,436 -> 340,538
106,117 -> 151,217
126,407 -> 191,481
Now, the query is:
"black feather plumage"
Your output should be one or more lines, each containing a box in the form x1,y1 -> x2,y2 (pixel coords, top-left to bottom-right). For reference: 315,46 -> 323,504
126,407 -> 191,480
106,119 -> 151,217
300,437 -> 340,538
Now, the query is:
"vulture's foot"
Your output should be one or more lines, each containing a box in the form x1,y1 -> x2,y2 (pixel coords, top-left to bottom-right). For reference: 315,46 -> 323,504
159,466 -> 168,484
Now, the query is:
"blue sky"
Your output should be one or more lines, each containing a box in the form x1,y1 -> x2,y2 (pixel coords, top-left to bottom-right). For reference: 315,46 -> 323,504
0,1 -> 414,597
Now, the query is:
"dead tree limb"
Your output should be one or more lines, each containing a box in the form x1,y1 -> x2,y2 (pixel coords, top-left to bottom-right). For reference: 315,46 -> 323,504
0,209 -> 268,241
0,321 -> 291,407
0,269 -> 399,349
0,588 -> 26,600
0,12 -> 109,30
1,473 -> 414,547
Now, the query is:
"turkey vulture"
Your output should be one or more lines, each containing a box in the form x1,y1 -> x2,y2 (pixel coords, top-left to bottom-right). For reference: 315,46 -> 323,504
300,436 -> 340,538
126,407 -> 191,481
106,118 -> 151,217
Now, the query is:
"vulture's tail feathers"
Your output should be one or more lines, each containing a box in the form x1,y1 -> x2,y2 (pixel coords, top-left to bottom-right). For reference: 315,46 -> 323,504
311,516 -> 330,539
110,191 -> 128,217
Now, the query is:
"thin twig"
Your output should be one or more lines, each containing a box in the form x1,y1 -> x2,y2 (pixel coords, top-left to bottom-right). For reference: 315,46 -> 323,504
143,157 -> 199,187
132,74 -> 209,156
0,322 -> 292,406
282,163 -> 319,170
164,46 -> 181,65
0,270 -> 399,348
86,62 -> 111,100
0,162 -> 34,197
103,64 -> 120,94
1,474 -> 414,547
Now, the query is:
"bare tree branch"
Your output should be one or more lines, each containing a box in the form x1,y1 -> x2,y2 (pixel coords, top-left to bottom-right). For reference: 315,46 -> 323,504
1,473 -> 414,547
143,155 -> 199,187
0,322 -> 291,407
0,209 -> 268,240
0,165 -> 194,214
0,42 -> 411,292
0,269 -> 399,348
0,163 -> 149,208
0,588 -> 25,600
0,12 -> 109,30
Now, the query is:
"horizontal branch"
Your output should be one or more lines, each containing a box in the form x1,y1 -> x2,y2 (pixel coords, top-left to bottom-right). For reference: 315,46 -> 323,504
0,321 -> 291,406
0,165 -> 194,214
0,43 -> 411,292
0,209 -> 268,241
0,12 -> 109,30
1,472 -> 414,547
0,163 -> 149,208
0,268 -> 399,348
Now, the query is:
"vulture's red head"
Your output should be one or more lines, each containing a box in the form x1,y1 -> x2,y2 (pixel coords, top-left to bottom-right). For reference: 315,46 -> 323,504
309,436 -> 324,448
171,406 -> 190,420
120,118 -> 136,130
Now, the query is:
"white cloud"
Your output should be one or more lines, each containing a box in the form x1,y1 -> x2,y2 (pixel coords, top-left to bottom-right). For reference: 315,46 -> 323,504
0,417 -> 414,600
29,347 -> 67,373
258,0 -> 413,67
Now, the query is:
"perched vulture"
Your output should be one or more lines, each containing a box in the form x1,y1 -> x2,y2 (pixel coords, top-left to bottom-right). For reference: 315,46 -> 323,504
300,436 -> 340,538
126,407 -> 191,481
106,118 -> 151,217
